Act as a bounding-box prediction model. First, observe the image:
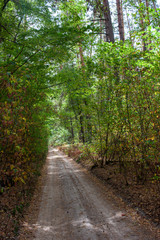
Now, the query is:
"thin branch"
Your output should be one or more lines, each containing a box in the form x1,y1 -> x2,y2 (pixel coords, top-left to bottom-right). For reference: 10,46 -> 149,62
0,23 -> 13,37
11,49 -> 40,74
10,35 -> 80,74
14,16 -> 24,42
39,80 -> 69,90
90,19 -> 105,21
14,45 -> 25,61
92,32 -> 106,34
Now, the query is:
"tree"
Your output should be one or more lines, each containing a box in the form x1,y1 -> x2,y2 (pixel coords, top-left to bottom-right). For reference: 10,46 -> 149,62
116,0 -> 125,41
1,0 -> 160,194
0,0 -> 92,190
102,0 -> 115,42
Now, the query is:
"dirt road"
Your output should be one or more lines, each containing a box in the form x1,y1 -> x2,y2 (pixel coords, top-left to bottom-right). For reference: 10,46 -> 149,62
34,148 -> 155,240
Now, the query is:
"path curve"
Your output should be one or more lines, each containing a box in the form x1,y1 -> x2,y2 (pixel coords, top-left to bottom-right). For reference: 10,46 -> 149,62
34,148 -> 155,240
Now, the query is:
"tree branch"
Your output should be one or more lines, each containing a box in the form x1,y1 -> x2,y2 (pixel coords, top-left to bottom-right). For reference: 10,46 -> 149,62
14,16 -> 24,43
14,45 -> 25,60
90,19 -> 105,21
0,23 -> 13,37
39,80 -> 69,89
11,49 -> 40,74
2,0 -> 10,11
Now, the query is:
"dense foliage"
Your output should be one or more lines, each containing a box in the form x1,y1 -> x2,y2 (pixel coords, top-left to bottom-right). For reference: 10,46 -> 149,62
0,0 -> 88,191
0,0 -> 160,196
0,0 -> 160,237
49,0 -> 160,184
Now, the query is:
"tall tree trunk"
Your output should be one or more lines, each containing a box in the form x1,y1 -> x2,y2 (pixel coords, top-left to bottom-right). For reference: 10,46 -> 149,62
79,113 -> 85,143
100,18 -> 103,43
146,0 -> 152,49
70,117 -> 74,143
138,0 -> 147,51
116,0 -> 125,42
102,0 -> 115,43
78,25 -> 85,72
79,44 -> 85,69
152,0 -> 157,12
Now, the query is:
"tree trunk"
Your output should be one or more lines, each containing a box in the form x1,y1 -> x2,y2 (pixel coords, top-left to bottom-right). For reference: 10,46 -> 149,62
138,0 -> 147,51
152,0 -> 157,12
116,0 -> 125,42
70,117 -> 75,143
79,44 -> 85,69
102,0 -> 115,43
79,114 -> 85,143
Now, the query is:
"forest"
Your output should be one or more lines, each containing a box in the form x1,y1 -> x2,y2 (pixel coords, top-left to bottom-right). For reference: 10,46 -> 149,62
0,0 -> 160,238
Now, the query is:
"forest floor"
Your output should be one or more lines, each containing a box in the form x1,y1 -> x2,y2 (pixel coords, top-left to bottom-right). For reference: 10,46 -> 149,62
0,158 -> 46,239
17,148 -> 160,239
60,145 -> 160,231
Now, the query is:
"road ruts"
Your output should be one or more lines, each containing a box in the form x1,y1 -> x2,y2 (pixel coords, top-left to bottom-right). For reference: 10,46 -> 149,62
34,148 -> 155,240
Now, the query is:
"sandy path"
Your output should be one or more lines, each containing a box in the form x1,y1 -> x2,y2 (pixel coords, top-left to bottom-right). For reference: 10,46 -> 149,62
34,148 -> 155,240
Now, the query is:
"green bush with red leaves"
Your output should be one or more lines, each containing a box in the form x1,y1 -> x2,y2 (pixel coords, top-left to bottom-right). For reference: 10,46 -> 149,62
0,69 -> 50,192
